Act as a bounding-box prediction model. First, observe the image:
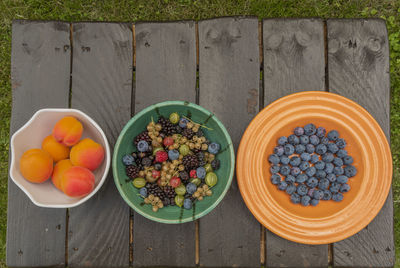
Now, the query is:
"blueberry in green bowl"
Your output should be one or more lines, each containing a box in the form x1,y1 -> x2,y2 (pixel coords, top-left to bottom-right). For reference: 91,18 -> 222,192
113,101 -> 234,224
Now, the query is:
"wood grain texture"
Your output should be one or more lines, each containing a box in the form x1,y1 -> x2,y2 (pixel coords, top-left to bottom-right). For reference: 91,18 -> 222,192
7,20 -> 70,268
198,17 -> 260,267
133,22 -> 197,267
263,19 -> 328,268
68,23 -> 132,267
328,19 -> 394,268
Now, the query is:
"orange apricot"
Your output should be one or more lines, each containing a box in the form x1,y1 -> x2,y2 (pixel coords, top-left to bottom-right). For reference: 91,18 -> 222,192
42,135 -> 70,162
19,149 -> 53,183
52,116 -> 83,146
52,159 -> 73,190
70,138 -> 104,171
61,166 -> 95,197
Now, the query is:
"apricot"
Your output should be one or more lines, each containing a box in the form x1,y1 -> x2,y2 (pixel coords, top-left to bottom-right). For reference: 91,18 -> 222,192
42,135 -> 70,162
52,116 -> 83,146
19,149 -> 53,183
70,138 -> 104,171
61,166 -> 95,197
52,159 -> 73,190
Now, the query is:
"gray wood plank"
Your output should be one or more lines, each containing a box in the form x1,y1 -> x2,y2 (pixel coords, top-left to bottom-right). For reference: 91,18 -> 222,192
68,23 -> 132,267
328,18 -> 394,268
133,21 -> 197,267
7,20 -> 70,267
263,19 -> 328,268
198,17 -> 260,267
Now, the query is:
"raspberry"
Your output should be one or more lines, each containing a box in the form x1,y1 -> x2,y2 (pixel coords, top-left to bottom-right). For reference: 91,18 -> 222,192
190,170 -> 197,178
152,170 -> 161,179
163,137 -> 174,147
155,151 -> 168,163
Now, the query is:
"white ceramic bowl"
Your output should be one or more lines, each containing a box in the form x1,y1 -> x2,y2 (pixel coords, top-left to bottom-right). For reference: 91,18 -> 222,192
10,108 -> 110,208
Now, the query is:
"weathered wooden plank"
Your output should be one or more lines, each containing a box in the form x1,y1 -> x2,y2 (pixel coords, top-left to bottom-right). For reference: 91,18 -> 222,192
68,23 -> 132,267
328,19 -> 394,268
7,20 -> 70,267
198,17 -> 260,267
263,19 -> 328,268
133,21 -> 197,267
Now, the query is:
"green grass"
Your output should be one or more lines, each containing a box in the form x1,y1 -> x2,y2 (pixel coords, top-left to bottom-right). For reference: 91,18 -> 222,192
0,0 -> 399,267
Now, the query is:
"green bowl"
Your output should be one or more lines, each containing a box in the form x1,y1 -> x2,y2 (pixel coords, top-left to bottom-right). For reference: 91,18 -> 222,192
113,101 -> 235,223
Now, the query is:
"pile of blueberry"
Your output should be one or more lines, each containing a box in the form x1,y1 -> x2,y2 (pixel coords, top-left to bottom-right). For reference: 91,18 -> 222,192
122,112 -> 220,212
268,123 -> 357,206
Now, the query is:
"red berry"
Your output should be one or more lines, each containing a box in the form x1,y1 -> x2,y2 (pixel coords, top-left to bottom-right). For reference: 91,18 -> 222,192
170,176 -> 181,188
157,178 -> 162,187
155,151 -> 168,162
152,170 -> 160,179
163,137 -> 174,147
190,170 -> 197,178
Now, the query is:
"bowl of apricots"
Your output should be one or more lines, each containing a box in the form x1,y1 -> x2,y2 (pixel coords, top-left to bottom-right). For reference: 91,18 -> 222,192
10,108 -> 110,208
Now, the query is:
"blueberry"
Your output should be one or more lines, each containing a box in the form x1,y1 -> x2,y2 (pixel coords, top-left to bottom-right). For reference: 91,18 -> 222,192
268,154 -> 280,165
284,144 -> 295,155
315,161 -> 325,170
280,155 -> 290,165
278,181 -> 288,191
326,173 -> 336,182
305,166 -> 316,177
139,187 -> 148,198
286,184 -> 297,195
299,161 -> 310,171
290,193 -> 301,204
168,149 -> 180,160
297,184 -> 308,196
327,130 -> 339,141
154,163 -> 162,171
288,134 -> 300,145
208,142 -> 220,154
336,138 -> 346,149
316,127 -> 326,138
278,136 -> 288,145
137,140 -> 149,152
306,177 -> 318,188
184,198 -> 193,209
296,174 -> 308,183
320,137 -> 329,145
313,189 -> 324,200
270,165 -> 280,174
301,195 -> 311,206
332,193 -> 344,202
324,163 -> 334,174
196,167 -> 206,179
322,153 -> 334,163
290,167 -> 301,176
344,165 -> 357,177
322,190 -> 332,200
343,155 -> 354,165
316,169 -> 327,179
300,135 -> 309,145
315,144 -> 327,155
310,154 -> 320,164
311,199 -> 320,206
290,156 -> 301,167
304,123 -> 316,136
334,166 -> 344,175
332,157 -> 343,167
337,149 -> 348,159
179,118 -> 189,128
122,154 -> 135,166
318,178 -> 330,190
340,183 -> 351,193
295,144 -> 306,154
309,135 -> 320,146
294,127 -> 305,136
330,183 -> 341,193
271,174 -> 281,185
280,165 -> 291,176
300,152 -> 311,161
327,143 -> 339,154
274,146 -> 284,156
285,175 -> 296,184
307,188 -> 315,197
186,183 -> 197,194
306,144 -> 315,154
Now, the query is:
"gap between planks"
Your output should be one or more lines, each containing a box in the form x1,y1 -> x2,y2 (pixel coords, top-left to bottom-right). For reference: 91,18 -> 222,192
130,23 -> 136,267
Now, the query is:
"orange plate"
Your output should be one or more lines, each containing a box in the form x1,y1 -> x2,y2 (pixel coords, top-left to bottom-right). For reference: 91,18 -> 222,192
237,91 -> 392,244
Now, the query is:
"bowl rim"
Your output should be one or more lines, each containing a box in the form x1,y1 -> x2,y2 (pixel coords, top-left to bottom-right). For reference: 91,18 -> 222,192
113,100 -> 235,224
10,108 -> 111,208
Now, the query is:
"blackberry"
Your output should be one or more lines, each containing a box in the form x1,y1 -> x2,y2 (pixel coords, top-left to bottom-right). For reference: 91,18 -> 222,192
126,165 -> 140,179
134,131 -> 151,146
211,159 -> 220,170
176,126 -> 183,134
148,184 -> 167,201
158,116 -> 176,136
182,128 -> 195,139
182,154 -> 199,170
163,186 -> 176,199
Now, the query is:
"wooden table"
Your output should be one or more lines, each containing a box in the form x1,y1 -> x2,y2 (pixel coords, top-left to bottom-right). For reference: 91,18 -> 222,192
7,18 -> 394,267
